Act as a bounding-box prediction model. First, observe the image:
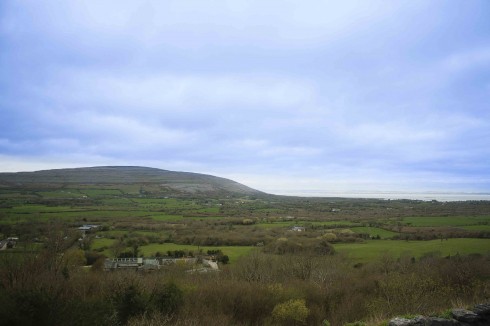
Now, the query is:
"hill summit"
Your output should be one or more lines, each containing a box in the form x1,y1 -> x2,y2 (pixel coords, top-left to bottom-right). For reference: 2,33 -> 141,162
0,166 -> 264,197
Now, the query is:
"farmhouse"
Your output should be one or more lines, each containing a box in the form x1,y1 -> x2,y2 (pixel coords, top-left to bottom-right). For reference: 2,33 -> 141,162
78,224 -> 99,231
104,256 -> 215,272
0,237 -> 18,250
104,257 -> 146,270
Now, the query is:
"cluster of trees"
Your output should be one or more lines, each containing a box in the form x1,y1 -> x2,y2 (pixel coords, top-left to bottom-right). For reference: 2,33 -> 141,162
206,249 -> 229,264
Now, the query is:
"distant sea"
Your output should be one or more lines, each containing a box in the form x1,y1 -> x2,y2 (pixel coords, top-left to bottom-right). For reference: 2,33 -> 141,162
269,190 -> 490,201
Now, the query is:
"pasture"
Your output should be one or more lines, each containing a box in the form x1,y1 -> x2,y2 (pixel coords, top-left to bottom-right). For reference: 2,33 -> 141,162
350,226 -> 398,239
402,216 -> 490,227
334,238 -> 490,262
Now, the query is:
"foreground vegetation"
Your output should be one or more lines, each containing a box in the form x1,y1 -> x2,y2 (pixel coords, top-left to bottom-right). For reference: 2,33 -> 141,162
1,173 -> 490,325
0,243 -> 488,326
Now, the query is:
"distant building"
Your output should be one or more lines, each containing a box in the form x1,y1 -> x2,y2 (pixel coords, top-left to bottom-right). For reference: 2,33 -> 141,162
291,226 -> 306,232
0,240 -> 8,251
0,237 -> 18,250
104,257 -> 145,270
104,257 -> 202,271
78,224 -> 99,231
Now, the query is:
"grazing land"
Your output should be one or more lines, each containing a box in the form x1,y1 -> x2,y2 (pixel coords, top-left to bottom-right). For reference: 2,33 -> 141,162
0,167 -> 489,326
402,216 -> 490,227
334,238 -> 490,262
349,226 -> 398,239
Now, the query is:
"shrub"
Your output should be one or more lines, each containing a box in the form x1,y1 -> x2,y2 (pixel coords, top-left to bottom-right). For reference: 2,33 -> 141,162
344,322 -> 366,326
272,299 -> 310,325
150,282 -> 184,316
85,251 -> 105,265
113,285 -> 147,324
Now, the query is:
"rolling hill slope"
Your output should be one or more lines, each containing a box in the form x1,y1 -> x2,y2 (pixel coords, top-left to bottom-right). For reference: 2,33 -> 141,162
0,166 -> 264,197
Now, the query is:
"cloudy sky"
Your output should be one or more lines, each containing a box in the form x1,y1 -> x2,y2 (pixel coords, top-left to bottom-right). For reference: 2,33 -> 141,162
1,1 -> 490,195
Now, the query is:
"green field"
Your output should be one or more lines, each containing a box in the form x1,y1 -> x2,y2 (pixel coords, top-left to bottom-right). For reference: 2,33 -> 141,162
256,220 -> 360,229
309,221 -> 361,227
3,205 -> 87,213
98,230 -> 167,238
350,226 -> 398,239
148,214 -> 183,221
188,215 -> 227,220
195,207 -> 220,213
255,221 -> 297,229
403,216 -> 490,227
334,238 -> 490,262
91,238 -> 116,250
459,225 -> 490,232
81,189 -> 123,197
38,191 -> 84,198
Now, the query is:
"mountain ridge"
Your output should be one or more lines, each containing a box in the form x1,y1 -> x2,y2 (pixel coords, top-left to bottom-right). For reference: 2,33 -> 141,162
0,166 -> 264,197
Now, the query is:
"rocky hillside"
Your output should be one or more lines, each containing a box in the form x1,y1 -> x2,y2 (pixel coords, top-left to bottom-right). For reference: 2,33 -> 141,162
0,166 -> 264,197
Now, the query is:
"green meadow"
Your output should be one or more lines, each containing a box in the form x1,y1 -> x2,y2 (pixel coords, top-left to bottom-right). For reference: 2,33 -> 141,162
334,238 -> 490,262
256,220 -> 360,229
350,226 -> 398,239
459,225 -> 490,232
402,216 -> 490,227
91,238 -> 116,250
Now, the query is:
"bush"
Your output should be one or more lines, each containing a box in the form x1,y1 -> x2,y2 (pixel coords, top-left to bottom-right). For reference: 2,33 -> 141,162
150,282 -> 184,316
85,251 -> 105,265
344,322 -> 366,326
272,299 -> 310,325
113,285 -> 147,325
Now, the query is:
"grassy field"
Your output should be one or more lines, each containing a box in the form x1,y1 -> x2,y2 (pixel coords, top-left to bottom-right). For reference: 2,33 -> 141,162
255,221 -> 297,229
188,216 -> 227,220
37,191 -> 84,198
3,205 -> 87,213
256,220 -> 360,229
350,226 -> 398,239
98,230 -> 167,238
148,214 -> 183,221
334,238 -> 490,262
403,216 -> 490,227
459,225 -> 490,232
81,189 -> 123,197
91,238 -> 116,250
309,221 -> 361,227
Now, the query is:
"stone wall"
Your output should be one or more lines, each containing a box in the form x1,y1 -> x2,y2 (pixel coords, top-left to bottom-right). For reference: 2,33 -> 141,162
389,303 -> 490,326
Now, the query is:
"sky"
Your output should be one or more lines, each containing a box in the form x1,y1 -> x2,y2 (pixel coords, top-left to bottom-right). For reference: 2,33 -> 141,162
1,1 -> 490,195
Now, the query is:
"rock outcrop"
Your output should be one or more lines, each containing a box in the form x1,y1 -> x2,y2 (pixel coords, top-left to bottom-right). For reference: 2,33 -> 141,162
389,303 -> 490,326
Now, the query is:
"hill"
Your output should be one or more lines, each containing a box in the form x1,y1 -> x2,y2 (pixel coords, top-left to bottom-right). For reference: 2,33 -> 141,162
0,166 -> 264,197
